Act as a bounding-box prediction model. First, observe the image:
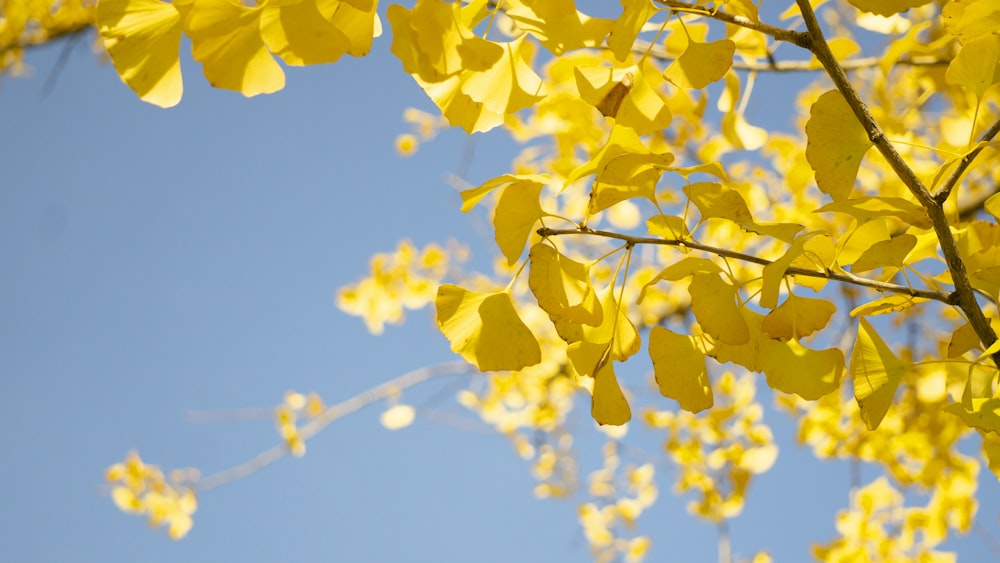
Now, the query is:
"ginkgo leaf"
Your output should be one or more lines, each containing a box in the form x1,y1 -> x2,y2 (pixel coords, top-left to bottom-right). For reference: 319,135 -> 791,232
721,111 -> 767,151
942,0 -> 1000,45
664,39 -> 736,89
494,179 -> 543,265
851,234 -> 917,273
391,0 -> 500,83
985,192 -> 1000,222
380,404 -> 415,430
462,37 -> 547,115
528,243 -> 603,326
260,0 -> 352,66
649,327 -> 712,412
708,308 -> 764,372
945,399 -> 1000,435
948,321 -> 979,357
805,90 -> 873,201
760,338 -> 844,400
505,0 -> 614,55
326,0 -> 381,57
460,174 -> 548,212
98,0 -> 183,108
567,340 -> 608,377
575,66 -> 671,135
761,295 -> 837,341
850,317 -> 907,430
789,234 -> 835,292
849,294 -> 927,317
592,360 -> 631,425
739,221 -> 805,243
638,257 -> 722,303
596,285 -> 641,361
435,285 -> 541,371
646,214 -> 689,240
607,0 -> 656,61
760,233 -> 818,310
945,35 -> 1000,98
689,273 -> 749,345
684,182 -> 754,224
816,197 -> 931,229
846,0 -> 930,16
666,161 -> 729,182
175,0 -> 285,96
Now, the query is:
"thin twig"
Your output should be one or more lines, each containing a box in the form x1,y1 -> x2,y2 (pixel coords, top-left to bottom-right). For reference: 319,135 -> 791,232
935,117 -> 1000,204
794,0 -> 1000,366
653,0 -> 810,48
195,361 -> 474,492
41,30 -> 86,98
537,227 -> 955,304
635,39 -> 949,72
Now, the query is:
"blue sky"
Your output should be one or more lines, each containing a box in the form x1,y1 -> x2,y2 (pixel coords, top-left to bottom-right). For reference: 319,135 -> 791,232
2,12 -> 999,563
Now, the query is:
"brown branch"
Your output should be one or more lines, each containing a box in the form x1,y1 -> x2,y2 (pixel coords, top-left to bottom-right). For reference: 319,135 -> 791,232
795,0 -> 1000,365
537,226 -> 955,304
935,117 -> 1000,204
653,0 -> 811,49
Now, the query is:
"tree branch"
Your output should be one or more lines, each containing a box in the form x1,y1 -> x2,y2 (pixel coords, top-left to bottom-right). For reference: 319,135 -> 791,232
795,0 -> 1000,365
934,117 -> 1000,204
537,226 -> 955,305
653,0 -> 811,48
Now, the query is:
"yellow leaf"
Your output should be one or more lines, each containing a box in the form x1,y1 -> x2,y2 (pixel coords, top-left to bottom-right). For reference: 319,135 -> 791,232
380,404 -> 416,430
689,273 -> 749,345
761,295 -> 837,341
708,308 -> 764,371
846,0 -> 930,16
948,321 -> 980,357
985,192 -> 1000,222
760,338 -> 844,400
649,326 -> 712,412
592,360 -> 631,425
721,111 -> 768,151
175,0 -> 285,96
607,0 -> 656,61
111,486 -> 144,514
460,174 -> 548,212
461,37 -> 547,115
646,214 -> 690,240
638,257 -> 721,304
435,285 -> 541,371
389,0 -> 499,83
945,398 -> 1000,435
494,179 -> 543,265
326,0 -> 381,57
666,161 -> 729,182
760,233 -> 818,310
259,0 -> 351,66
664,39 -> 736,89
817,196 -> 931,229
850,317 -> 906,430
738,221 -> 805,243
97,0 -> 183,108
528,243 -> 603,326
575,66 -> 672,135
684,182 -> 754,224
943,0 -> 1000,45
851,234 -> 917,273
945,35 -> 1000,98
805,90 -> 874,201
849,294 -> 927,317
505,0 -> 614,55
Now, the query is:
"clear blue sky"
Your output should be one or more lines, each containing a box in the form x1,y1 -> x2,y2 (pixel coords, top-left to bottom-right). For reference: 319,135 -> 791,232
1,15 -> 998,563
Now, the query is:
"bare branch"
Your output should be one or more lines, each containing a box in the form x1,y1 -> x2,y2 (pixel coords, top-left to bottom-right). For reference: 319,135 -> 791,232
537,226 -> 955,305
654,0 -> 811,48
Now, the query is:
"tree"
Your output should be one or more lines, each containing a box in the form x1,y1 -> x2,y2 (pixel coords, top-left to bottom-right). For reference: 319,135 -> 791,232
4,0 -> 1000,560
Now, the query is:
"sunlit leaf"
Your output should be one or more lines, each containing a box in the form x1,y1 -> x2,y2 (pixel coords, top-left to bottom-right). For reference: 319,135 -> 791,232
260,0 -> 351,66
760,338 -> 844,400
816,197 -> 931,229
850,317 -> 906,430
607,0 -> 656,61
945,398 -> 1000,435
689,273 -> 749,345
851,234 -> 917,273
945,35 -> 1000,98
639,257 -> 721,303
684,182 -> 753,224
850,294 -> 928,317
175,0 -> 285,96
460,174 -> 548,212
761,295 -> 837,341
846,0 -> 930,16
97,0 -> 183,108
494,180 -> 544,265
664,39 -> 736,89
505,0 -> 614,55
805,90 -> 873,201
649,326 -> 712,412
646,214 -> 690,240
943,0 -> 1000,44
575,66 -> 672,135
592,360 -> 631,425
528,243 -> 603,326
435,285 -> 541,371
